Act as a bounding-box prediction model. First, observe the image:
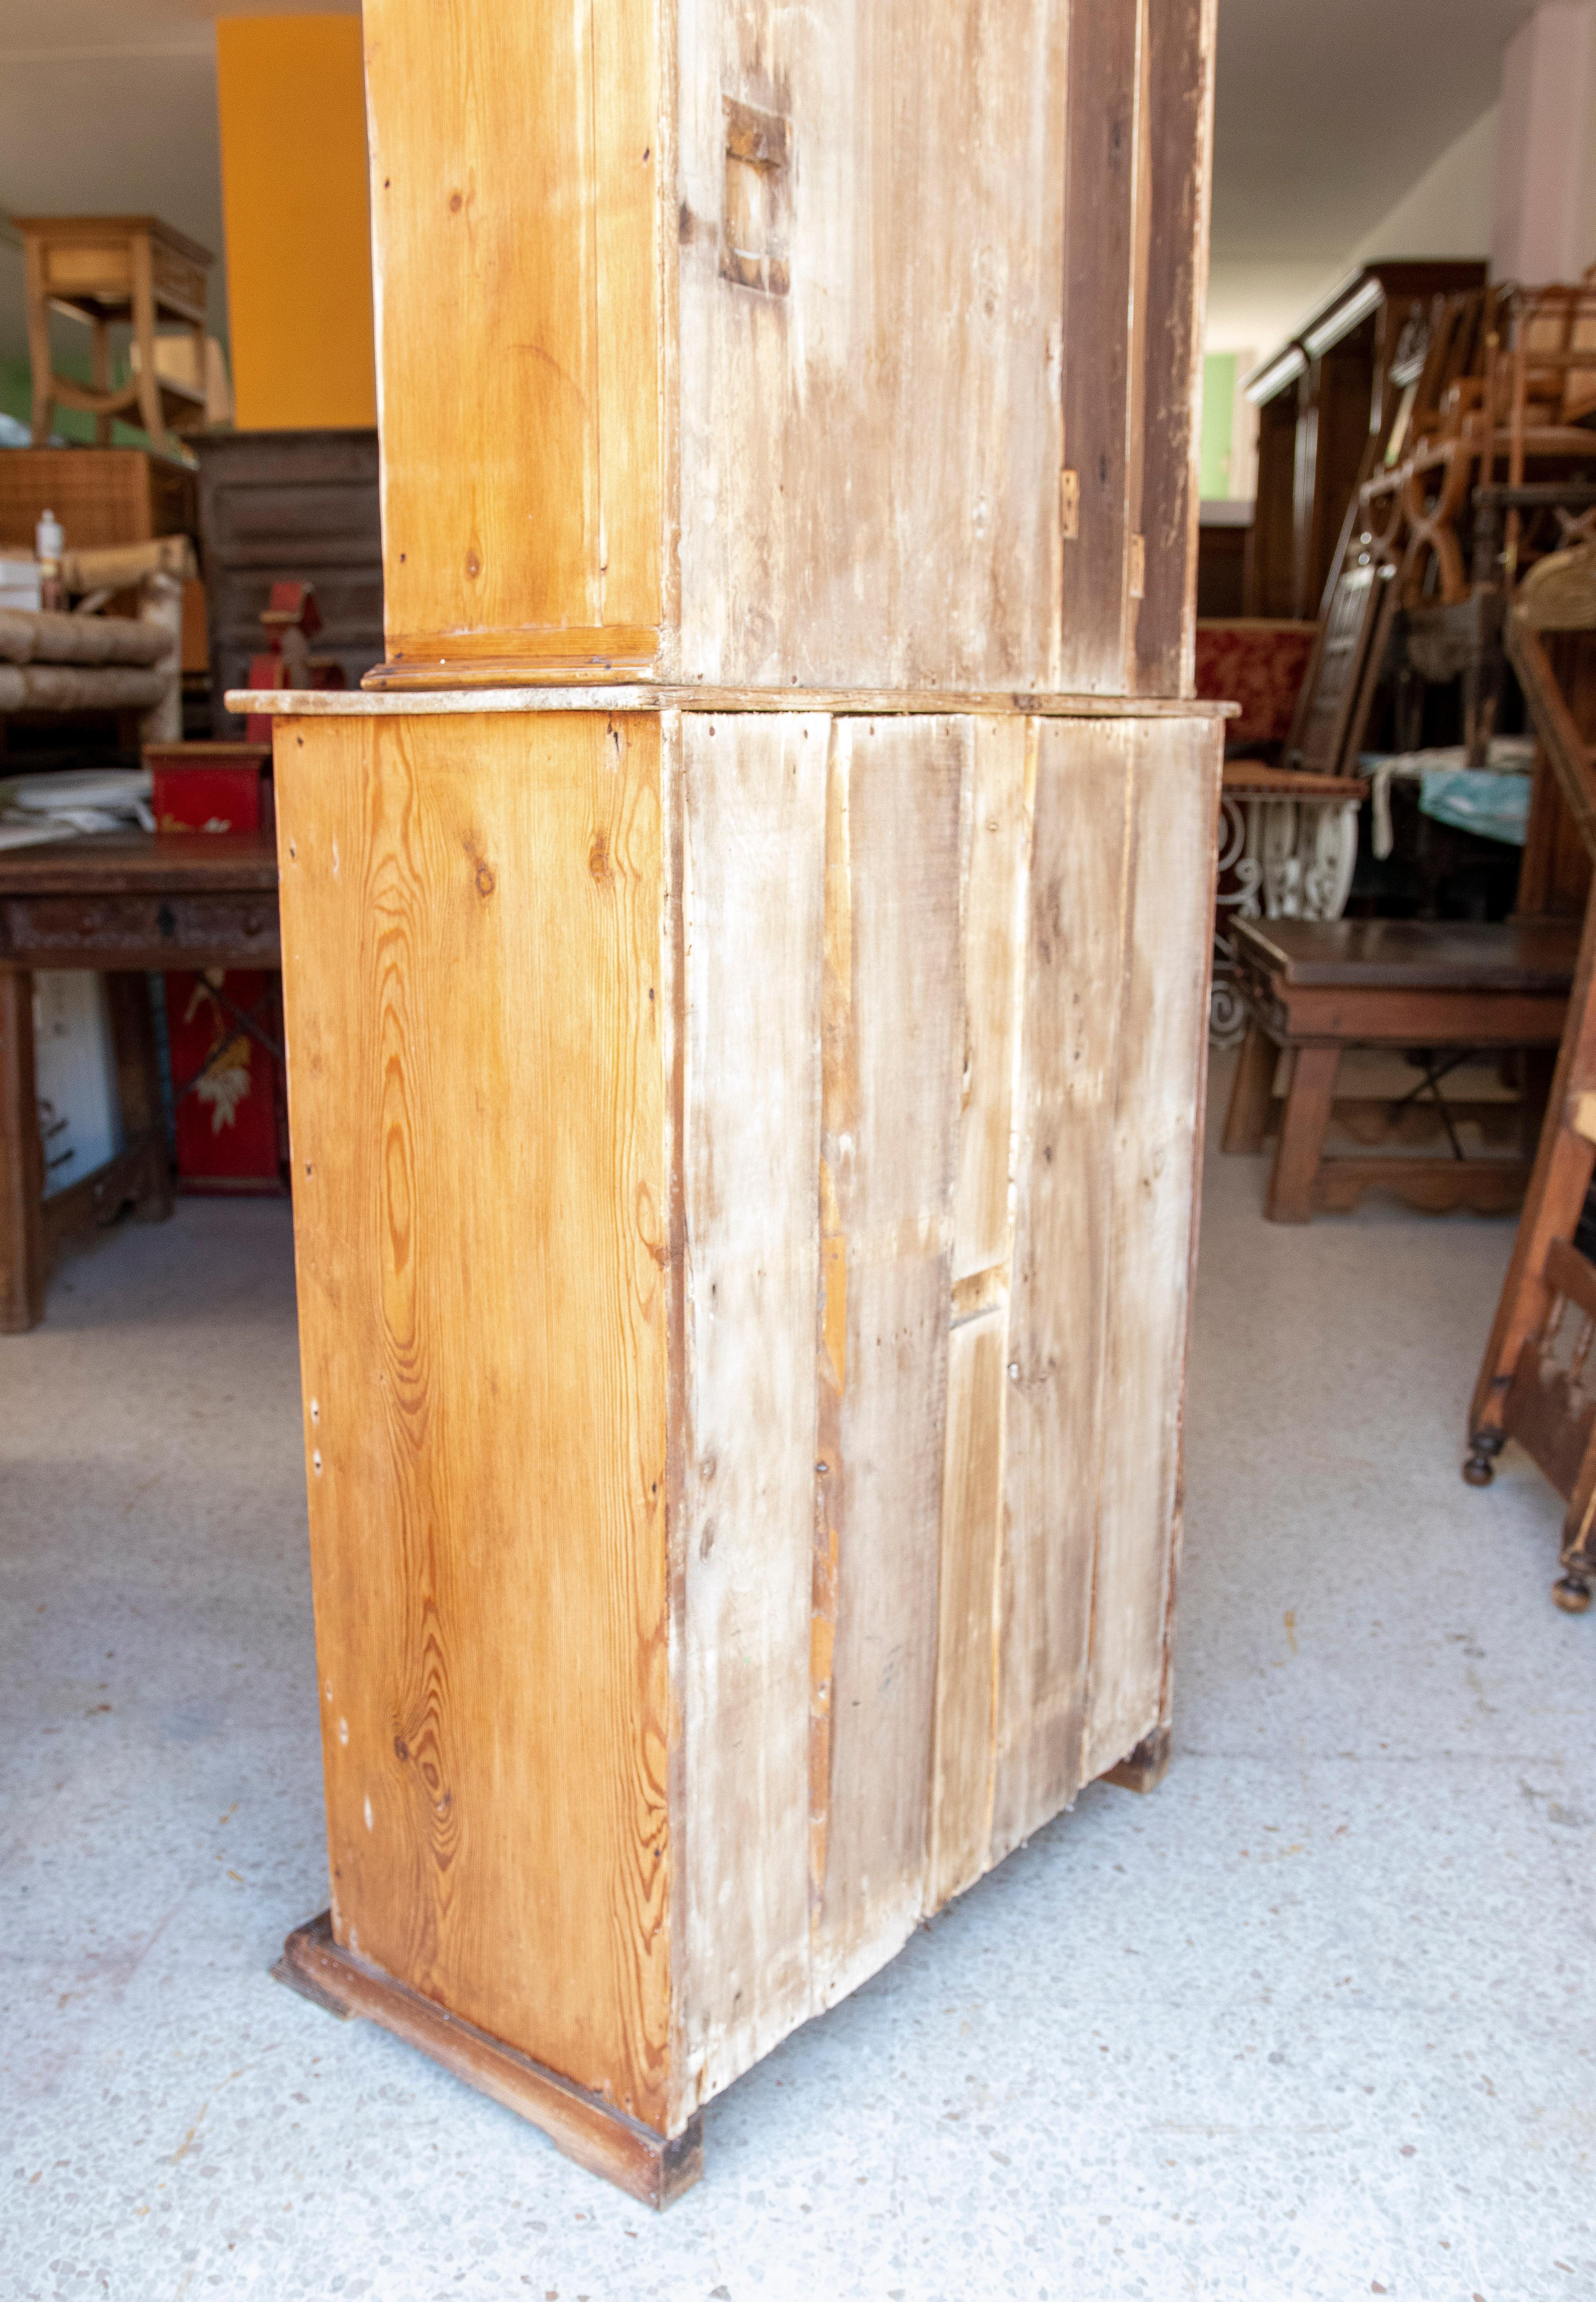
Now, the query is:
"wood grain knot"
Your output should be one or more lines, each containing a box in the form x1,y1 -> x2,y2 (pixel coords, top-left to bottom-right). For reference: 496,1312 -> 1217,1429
589,829 -> 612,884
474,861 -> 495,898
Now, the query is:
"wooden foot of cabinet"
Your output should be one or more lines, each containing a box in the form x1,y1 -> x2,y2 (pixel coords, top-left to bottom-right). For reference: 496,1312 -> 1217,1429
274,1915 -> 705,2210
1104,1724 -> 1172,1794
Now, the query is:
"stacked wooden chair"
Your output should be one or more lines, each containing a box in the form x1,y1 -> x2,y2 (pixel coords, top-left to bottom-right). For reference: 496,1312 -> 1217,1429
1464,541 -> 1596,1609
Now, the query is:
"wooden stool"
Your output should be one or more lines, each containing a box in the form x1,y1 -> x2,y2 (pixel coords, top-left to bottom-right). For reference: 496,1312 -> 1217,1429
17,215 -> 213,456
1223,914 -> 1577,1221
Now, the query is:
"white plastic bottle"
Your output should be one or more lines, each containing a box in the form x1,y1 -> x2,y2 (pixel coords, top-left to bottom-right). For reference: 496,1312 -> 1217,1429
35,508 -> 64,611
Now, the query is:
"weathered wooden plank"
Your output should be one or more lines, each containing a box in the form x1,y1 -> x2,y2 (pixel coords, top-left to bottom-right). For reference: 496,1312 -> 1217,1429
1132,0 -> 1215,698
1080,716 -> 1221,1782
674,0 -> 1068,690
928,1309 -> 1008,1907
952,717 -> 1035,1283
1056,0 -> 1141,694
675,710 -> 827,2112
812,716 -> 964,2003
928,716 -> 1034,1907
363,0 -> 659,666
275,710 -> 674,2130
989,718 -> 1135,1861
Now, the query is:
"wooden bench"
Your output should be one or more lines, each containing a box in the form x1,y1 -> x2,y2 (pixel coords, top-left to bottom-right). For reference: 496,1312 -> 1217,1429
1222,914 -> 1578,1221
0,831 -> 279,1330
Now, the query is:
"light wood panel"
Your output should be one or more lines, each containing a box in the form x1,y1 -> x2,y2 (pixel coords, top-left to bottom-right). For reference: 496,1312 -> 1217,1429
674,0 -> 1069,690
929,716 -> 1034,1905
675,711 -> 827,2113
1056,0 -> 1144,693
362,0 -> 660,668
812,716 -> 965,2001
989,720 -> 1136,1858
1081,717 -> 1221,1780
275,710 -> 673,2129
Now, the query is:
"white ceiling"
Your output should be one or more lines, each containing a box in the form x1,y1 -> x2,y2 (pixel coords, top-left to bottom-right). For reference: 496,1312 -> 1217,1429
1212,0 -> 1539,260
0,0 -> 1555,366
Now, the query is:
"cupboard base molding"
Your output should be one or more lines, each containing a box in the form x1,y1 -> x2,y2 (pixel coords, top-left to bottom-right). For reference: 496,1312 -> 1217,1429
273,1914 -> 704,2211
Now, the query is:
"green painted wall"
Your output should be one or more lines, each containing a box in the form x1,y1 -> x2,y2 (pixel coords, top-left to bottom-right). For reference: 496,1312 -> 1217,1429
1199,352 -> 1238,500
0,349 -> 174,449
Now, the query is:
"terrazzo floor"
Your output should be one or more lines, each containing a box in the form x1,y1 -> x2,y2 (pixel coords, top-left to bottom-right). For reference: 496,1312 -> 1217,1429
5,1056 -> 1594,2301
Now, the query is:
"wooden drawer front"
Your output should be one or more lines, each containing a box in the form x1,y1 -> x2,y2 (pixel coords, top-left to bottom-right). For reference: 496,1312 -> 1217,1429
151,241 -> 209,319
0,892 -> 280,973
44,242 -> 132,299
209,476 -> 382,564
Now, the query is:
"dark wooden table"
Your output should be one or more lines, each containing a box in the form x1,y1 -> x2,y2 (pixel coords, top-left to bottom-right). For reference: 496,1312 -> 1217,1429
1221,914 -> 1579,1221
0,832 -> 280,1330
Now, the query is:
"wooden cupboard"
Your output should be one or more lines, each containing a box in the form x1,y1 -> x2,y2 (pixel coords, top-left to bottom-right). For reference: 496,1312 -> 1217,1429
244,0 -> 1229,2207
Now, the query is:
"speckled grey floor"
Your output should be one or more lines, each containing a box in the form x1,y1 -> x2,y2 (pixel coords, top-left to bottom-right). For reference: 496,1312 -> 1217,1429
6,1058 -> 1594,2301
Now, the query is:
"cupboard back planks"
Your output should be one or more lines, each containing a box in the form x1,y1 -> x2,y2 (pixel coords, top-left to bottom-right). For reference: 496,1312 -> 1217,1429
361,0 -> 1213,696
254,0 -> 1227,2206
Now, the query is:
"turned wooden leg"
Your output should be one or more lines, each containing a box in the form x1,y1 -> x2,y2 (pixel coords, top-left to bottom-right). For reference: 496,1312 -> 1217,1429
0,970 -> 46,1332
130,238 -> 172,457
105,973 -> 174,1224
1221,1018 -> 1277,1154
90,317 -> 113,447
1264,1044 -> 1339,1223
1463,1427 -> 1505,1487
1519,1046 -> 1556,1161
1554,1435 -> 1596,1613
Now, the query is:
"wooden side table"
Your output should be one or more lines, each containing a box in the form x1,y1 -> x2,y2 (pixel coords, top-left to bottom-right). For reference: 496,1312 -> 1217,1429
0,833 -> 280,1331
1223,914 -> 1575,1220
17,215 -> 213,455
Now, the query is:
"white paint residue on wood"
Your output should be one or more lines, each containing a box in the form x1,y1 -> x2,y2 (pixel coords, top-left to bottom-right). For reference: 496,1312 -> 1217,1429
989,719 -> 1134,1861
676,711 -> 827,2105
1079,718 -> 1220,1782
811,716 -> 964,2004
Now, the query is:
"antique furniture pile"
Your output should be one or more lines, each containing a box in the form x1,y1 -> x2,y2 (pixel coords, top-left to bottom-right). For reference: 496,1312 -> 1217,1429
1466,543 -> 1596,1612
224,0 -> 1228,2210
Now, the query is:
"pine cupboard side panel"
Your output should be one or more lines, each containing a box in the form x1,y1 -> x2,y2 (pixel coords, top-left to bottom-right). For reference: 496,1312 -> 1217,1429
812,717 -> 964,2004
593,0 -> 664,638
1080,718 -> 1221,1784
1132,0 -> 1216,698
275,711 -> 674,2128
988,720 -> 1134,1864
362,0 -> 660,665
674,0 -> 1067,691
1055,0 -> 1142,694
676,712 -> 827,2109
929,717 -> 1034,1909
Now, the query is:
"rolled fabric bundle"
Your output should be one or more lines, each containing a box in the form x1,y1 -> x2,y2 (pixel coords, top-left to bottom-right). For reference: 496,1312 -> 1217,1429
0,663 -> 167,711
61,535 -> 197,593
0,606 -> 170,667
